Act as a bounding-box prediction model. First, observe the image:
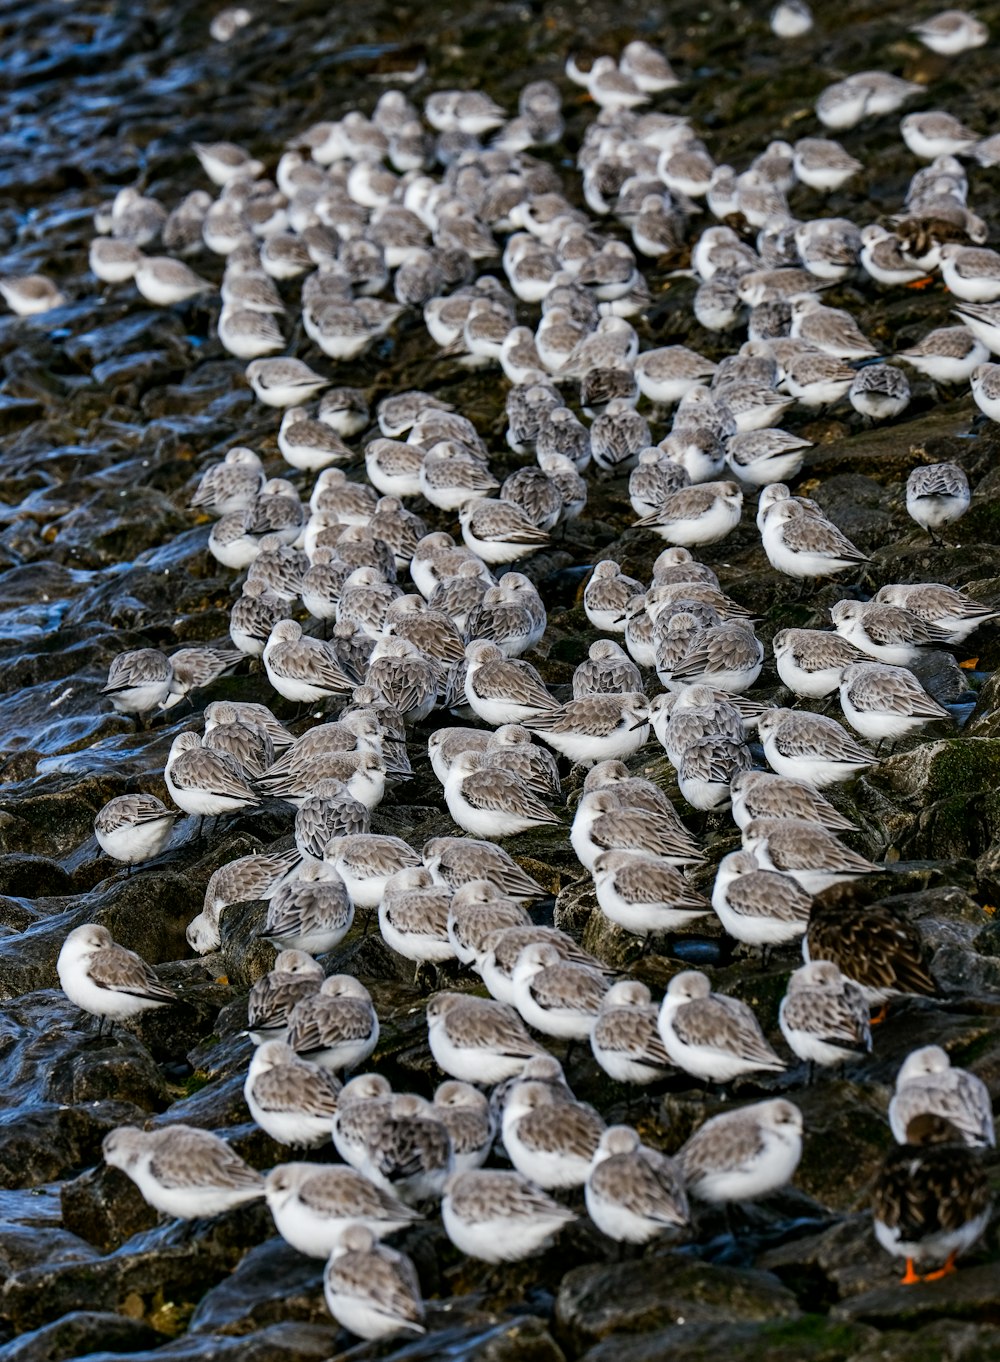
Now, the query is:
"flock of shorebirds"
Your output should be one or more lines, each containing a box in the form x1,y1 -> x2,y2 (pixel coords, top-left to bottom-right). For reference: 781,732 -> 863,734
7,0 -> 997,1340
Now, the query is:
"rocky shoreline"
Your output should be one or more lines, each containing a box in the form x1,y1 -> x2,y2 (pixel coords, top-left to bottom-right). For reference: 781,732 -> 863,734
1,0 -> 1000,1359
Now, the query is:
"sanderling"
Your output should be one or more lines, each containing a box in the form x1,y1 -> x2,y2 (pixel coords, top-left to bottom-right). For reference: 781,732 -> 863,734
896,326 -> 989,383
590,980 -> 673,1084
680,1099 -> 803,1202
477,924 -> 598,1006
635,481 -> 744,546
501,1079 -> 605,1188
889,1046 -> 995,1149
906,463 -> 971,539
511,941 -> 609,1041
912,9 -> 988,54
872,1115 -> 991,1285
247,950 -> 325,1046
0,272 -> 67,315
839,660 -> 949,743
730,769 -> 856,833
444,750 -> 561,839
332,1073 -> 394,1170
190,447 -> 264,517
901,111 -> 979,160
442,1168 -> 576,1262
873,582 -> 1000,644
464,641 -> 558,725
57,924 -> 176,1030
90,237 -> 142,283
432,1080 -> 496,1171
162,645 -> 243,711
428,727 -> 491,785
771,1 -> 813,38
654,685 -> 745,765
187,849 -> 300,954
246,357 -> 329,408
792,137 -> 863,190
528,692 -> 650,764
571,790 -> 703,872
669,621 -> 763,694
259,863 -> 354,956
385,596 -> 467,664
294,780 -> 371,860
134,256 -> 212,306
779,960 -> 872,1068
725,429 -> 811,487
634,345 -> 717,404
262,621 -> 353,703
848,362 -> 911,421
586,1125 -> 689,1244
472,573 -> 548,656
757,708 -> 874,786
203,714 -> 274,782
265,1162 -> 421,1258
940,244 -> 1000,303
744,816 -> 878,894
164,732 -> 258,818
971,360 -> 1000,420
583,561 -> 645,633
102,648 -> 172,717
593,849 -> 710,937
360,1094 -> 454,1204
379,867 -> 455,963
484,725 -> 562,798
426,990 -> 548,1083
364,638 -> 440,724
761,500 -> 868,579
711,849 -> 812,947
94,794 -> 177,866
323,1224 -> 424,1342
459,497 -> 550,565
830,599 -> 949,666
772,627 -> 866,699
243,1040 -> 341,1148
447,882 -> 532,965
285,975 -> 378,1073
103,1125 -> 264,1218
423,835 -> 547,901
677,735 -> 752,809
657,970 -> 785,1083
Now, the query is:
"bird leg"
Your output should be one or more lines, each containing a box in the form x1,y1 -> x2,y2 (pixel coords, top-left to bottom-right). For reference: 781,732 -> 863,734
900,1258 -> 921,1285
921,1251 -> 958,1282
869,1003 -> 889,1026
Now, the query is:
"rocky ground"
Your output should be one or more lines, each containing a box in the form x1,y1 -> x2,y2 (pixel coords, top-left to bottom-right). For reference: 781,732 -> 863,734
0,0 -> 999,1358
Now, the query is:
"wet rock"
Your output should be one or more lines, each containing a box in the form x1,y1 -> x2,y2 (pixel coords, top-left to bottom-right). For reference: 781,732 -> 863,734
0,854 -> 72,898
189,1238 -> 326,1335
832,1261 -> 1000,1329
464,1315 -> 568,1362
0,1310 -> 165,1362
577,1316 -> 879,1362
60,1164 -> 159,1256
554,1252 -> 800,1352
70,1321 -> 340,1362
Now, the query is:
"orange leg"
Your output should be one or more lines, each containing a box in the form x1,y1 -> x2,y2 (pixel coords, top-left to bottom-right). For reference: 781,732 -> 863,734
870,1003 -> 889,1026
921,1252 -> 958,1282
900,1258 -> 921,1285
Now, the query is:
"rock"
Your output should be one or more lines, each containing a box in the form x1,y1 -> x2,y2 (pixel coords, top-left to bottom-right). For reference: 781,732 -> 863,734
0,855 -> 72,898
63,1322 -> 340,1362
832,1261 -> 1000,1329
465,1314 -> 568,1362
0,1310 -> 165,1362
189,1238 -> 326,1335
578,1317 -> 880,1362
60,1164 -> 159,1256
554,1252 -> 800,1352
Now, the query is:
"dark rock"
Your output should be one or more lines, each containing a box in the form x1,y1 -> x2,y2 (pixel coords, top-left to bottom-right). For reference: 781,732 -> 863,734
832,1261 -> 1000,1329
554,1252 -> 800,1352
189,1237 -> 326,1335
578,1317 -> 879,1362
0,1310 -> 165,1362
60,1164 -> 159,1256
